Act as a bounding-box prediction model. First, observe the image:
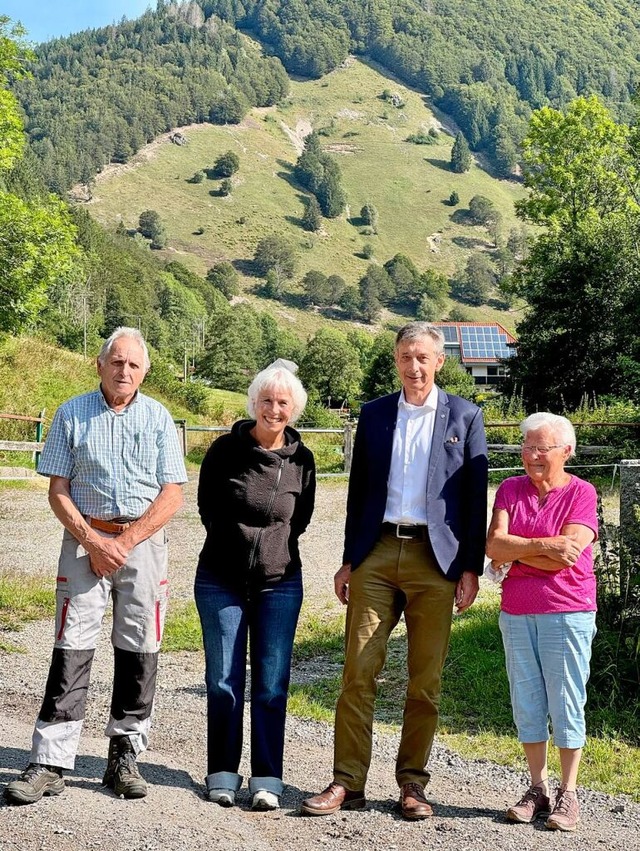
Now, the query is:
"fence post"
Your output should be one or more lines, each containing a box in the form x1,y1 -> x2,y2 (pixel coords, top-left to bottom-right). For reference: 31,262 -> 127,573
619,460 -> 640,598
35,409 -> 45,468
343,422 -> 353,475
175,420 -> 187,457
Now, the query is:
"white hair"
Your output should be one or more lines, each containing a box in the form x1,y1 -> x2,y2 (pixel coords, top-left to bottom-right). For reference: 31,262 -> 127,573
520,412 -> 576,457
98,327 -> 151,372
247,365 -> 308,424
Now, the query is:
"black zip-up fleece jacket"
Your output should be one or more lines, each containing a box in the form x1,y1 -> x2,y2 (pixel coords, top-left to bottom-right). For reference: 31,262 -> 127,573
196,419 -> 316,588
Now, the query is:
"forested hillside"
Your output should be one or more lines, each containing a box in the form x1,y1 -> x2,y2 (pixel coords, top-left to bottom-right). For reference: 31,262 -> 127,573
11,0 -> 640,191
11,3 -> 289,193
4,4 -> 640,414
206,0 -> 640,174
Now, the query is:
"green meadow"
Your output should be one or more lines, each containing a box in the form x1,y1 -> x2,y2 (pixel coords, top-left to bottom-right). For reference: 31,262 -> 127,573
88,57 -> 526,337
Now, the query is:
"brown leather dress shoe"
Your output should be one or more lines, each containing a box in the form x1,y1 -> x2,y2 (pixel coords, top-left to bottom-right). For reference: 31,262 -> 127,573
300,782 -> 366,816
400,782 -> 434,820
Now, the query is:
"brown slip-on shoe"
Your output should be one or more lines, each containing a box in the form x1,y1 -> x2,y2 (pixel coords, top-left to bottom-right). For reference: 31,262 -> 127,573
400,782 -> 434,820
300,782 -> 366,816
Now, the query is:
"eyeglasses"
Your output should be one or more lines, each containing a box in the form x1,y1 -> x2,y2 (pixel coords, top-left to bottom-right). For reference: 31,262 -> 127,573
521,444 -> 564,455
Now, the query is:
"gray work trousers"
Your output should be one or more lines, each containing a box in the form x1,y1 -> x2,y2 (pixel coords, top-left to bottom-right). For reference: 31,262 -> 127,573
30,527 -> 169,770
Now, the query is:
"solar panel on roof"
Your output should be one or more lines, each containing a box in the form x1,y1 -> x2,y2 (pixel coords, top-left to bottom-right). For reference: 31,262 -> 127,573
459,326 -> 514,359
438,325 -> 459,342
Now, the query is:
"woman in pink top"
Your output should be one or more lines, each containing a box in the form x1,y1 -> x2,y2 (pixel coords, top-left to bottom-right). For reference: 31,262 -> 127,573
486,413 -> 598,833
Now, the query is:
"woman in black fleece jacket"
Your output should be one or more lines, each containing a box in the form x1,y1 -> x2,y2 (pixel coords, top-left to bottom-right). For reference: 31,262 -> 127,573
195,364 -> 316,812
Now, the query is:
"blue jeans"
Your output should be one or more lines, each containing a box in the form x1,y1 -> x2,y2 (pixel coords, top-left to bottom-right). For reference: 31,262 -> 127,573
194,571 -> 303,793
499,611 -> 597,748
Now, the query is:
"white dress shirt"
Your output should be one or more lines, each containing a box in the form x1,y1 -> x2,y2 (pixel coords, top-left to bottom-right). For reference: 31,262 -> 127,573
383,384 -> 439,525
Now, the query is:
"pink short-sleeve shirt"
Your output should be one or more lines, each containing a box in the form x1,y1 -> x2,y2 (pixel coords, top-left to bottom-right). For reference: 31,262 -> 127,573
493,475 -> 598,615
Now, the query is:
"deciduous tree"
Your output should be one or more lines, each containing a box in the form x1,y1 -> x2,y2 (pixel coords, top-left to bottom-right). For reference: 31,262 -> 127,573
254,235 -> 296,279
516,96 -> 639,230
361,331 -> 397,400
213,150 -> 240,177
206,262 -> 239,300
507,96 -> 640,408
0,193 -> 80,332
299,328 -> 362,404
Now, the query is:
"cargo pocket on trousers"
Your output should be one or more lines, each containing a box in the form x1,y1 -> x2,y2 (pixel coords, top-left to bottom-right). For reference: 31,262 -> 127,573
155,579 -> 169,645
55,577 -> 70,643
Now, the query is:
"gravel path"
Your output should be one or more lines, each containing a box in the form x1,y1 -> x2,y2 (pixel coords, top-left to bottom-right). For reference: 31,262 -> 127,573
0,477 -> 638,851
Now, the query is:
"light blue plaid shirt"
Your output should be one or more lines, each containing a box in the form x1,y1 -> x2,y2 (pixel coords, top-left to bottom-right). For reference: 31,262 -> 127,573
38,388 -> 187,519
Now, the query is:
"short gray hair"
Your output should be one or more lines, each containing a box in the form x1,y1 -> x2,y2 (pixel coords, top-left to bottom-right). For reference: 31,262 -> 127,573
98,327 -> 151,372
395,322 -> 445,355
520,412 -> 576,457
247,366 -> 308,424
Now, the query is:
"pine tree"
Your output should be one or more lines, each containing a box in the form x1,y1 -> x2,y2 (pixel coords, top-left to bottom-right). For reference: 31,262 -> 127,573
451,132 -> 472,173
301,197 -> 322,232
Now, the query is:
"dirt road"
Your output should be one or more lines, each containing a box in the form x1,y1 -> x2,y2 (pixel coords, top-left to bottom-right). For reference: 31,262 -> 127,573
0,478 -> 637,850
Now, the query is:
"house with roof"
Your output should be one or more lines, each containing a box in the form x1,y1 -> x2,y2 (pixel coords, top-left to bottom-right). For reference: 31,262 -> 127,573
432,322 -> 516,386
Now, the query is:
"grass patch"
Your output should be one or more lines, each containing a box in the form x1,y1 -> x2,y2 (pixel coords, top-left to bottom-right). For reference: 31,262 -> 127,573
289,677 -> 341,723
0,571 -> 55,631
0,641 -> 27,653
301,432 -> 345,475
293,605 -> 345,661
154,559 -> 640,799
286,592 -> 640,800
0,479 -> 43,491
162,600 -> 202,652
162,599 -> 346,657
439,599 -> 515,732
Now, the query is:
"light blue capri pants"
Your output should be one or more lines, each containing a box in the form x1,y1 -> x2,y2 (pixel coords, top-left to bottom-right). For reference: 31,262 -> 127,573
499,611 -> 597,749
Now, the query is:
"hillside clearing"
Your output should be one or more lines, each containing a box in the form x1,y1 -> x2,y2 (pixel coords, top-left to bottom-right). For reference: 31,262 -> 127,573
85,57 -> 525,337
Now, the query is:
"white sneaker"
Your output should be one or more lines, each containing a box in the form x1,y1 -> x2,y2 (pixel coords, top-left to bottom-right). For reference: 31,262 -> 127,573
208,788 -> 235,806
252,789 -> 279,810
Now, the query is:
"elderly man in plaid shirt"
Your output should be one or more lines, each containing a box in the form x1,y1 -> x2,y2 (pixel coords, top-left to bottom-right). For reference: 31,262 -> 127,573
5,327 -> 187,805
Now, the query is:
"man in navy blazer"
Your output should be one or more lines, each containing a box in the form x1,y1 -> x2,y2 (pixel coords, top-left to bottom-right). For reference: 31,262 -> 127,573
302,322 -> 488,819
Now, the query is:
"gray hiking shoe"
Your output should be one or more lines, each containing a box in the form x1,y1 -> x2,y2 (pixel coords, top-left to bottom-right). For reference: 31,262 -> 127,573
4,763 -> 65,805
102,736 -> 147,799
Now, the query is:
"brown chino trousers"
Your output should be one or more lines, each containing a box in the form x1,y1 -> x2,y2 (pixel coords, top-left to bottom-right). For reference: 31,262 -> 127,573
333,531 -> 456,791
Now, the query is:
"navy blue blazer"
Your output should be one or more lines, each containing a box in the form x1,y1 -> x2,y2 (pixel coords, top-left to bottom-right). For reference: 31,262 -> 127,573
343,388 -> 488,580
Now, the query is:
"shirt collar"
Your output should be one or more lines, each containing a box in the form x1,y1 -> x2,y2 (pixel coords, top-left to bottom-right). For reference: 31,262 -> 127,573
398,384 -> 439,413
98,385 -> 140,411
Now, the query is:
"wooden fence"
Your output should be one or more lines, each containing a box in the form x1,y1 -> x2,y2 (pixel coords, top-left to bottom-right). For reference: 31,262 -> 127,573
175,421 -> 628,478
0,413 -> 45,477
1,414 -> 638,480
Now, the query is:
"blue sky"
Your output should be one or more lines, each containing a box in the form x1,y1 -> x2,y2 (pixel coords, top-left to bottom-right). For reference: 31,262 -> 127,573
3,1 -> 154,44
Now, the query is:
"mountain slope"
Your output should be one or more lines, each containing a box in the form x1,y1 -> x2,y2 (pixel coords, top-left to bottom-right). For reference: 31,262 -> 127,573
86,56 -> 525,332
12,0 -> 640,192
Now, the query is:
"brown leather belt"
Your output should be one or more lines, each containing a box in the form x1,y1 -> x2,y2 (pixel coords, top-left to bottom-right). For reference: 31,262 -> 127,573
88,517 -> 134,535
382,522 -> 428,541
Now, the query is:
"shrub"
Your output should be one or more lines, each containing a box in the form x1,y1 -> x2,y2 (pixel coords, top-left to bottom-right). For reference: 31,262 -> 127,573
213,150 -> 240,178
588,498 -> 640,741
406,130 -> 437,145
